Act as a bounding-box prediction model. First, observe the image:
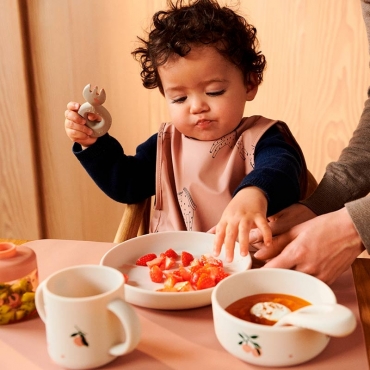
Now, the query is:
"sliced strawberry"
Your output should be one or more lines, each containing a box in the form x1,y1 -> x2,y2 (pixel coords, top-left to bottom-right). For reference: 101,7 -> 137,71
214,269 -> 230,283
202,264 -> 223,280
181,251 -> 194,267
163,275 -> 177,289
170,269 -> 185,282
149,265 -> 164,283
136,253 -> 157,266
189,264 -> 205,285
200,254 -> 223,267
196,273 -> 216,290
199,255 -> 207,266
157,286 -> 177,292
174,281 -> 194,292
161,256 -> 176,270
163,272 -> 183,289
190,258 -> 200,267
178,266 -> 191,281
146,256 -> 164,268
189,263 -> 203,273
163,248 -> 179,259
139,249 -> 229,292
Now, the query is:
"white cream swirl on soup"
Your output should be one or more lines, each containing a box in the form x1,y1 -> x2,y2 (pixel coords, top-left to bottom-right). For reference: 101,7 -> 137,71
250,302 -> 291,322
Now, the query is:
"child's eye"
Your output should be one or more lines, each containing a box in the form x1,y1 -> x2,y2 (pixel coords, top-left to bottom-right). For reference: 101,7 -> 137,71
207,89 -> 226,97
171,96 -> 187,104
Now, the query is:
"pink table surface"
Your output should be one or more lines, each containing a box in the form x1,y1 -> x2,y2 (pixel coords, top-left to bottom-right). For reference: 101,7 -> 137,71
0,239 -> 367,370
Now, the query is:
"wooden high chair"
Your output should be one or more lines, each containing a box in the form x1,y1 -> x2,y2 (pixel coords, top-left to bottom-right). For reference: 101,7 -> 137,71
113,198 -> 151,243
113,171 -> 318,243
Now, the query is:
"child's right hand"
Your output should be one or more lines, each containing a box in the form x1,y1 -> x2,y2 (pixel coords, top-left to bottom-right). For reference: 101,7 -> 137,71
64,101 -> 99,148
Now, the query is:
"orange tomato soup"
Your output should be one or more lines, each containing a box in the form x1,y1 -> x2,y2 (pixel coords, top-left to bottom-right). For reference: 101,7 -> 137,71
225,293 -> 311,326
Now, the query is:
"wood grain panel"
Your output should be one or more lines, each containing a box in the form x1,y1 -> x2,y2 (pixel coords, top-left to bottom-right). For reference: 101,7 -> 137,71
0,0 -> 41,240
2,0 -> 368,242
239,0 -> 369,179
24,0 -> 168,241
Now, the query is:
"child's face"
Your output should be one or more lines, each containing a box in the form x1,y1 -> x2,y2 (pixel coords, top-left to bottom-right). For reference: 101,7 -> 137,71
158,45 -> 257,141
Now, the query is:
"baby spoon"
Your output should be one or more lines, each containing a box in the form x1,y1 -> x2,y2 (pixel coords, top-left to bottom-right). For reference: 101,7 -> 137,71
274,303 -> 357,337
78,84 -> 112,137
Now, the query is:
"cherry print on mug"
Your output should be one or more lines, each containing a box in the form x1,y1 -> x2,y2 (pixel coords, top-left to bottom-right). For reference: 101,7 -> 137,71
71,326 -> 89,347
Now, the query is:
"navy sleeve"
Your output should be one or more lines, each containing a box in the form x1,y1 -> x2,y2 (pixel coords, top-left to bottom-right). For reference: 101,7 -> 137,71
73,133 -> 157,203
233,124 -> 302,216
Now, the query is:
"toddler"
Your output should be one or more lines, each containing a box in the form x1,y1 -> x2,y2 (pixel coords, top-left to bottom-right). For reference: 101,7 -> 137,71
64,0 -> 308,262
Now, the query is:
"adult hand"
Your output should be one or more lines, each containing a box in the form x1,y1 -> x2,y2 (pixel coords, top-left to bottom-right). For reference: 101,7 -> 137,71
254,208 -> 364,284
212,186 -> 271,263
249,203 -> 317,245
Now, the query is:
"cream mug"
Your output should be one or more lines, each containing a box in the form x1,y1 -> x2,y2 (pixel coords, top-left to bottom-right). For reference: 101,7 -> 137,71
35,264 -> 141,369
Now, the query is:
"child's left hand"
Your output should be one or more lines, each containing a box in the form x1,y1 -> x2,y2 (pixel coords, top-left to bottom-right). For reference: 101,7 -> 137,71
212,186 -> 272,262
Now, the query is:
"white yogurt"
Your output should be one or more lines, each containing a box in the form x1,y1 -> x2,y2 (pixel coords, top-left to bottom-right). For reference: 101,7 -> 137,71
251,302 -> 291,322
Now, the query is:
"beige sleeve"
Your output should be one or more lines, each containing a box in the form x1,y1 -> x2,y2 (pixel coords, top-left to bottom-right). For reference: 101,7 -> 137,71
345,196 -> 370,252
301,96 -> 370,214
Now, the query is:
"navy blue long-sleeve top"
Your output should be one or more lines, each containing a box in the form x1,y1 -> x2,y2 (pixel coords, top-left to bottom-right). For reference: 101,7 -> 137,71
73,124 -> 303,216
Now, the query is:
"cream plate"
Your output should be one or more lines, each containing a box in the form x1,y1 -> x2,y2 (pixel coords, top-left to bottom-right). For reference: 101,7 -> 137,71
100,231 -> 252,310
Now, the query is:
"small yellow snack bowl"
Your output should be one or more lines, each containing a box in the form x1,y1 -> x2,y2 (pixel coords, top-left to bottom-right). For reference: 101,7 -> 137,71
0,242 -> 38,324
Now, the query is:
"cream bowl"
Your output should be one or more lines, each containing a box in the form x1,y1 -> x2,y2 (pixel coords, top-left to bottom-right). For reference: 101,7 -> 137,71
211,268 -> 338,367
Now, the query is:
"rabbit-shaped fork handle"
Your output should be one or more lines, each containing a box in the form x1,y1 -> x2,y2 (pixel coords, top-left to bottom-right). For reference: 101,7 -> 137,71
78,84 -> 112,137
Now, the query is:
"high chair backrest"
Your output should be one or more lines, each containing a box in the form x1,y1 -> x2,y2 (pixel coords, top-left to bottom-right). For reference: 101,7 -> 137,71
113,198 -> 151,243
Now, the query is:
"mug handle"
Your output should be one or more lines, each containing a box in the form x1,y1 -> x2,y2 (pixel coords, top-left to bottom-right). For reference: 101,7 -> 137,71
107,299 -> 141,356
34,281 -> 47,323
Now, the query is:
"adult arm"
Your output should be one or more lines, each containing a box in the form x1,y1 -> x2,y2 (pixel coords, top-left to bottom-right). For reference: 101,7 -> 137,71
246,1 -> 370,284
251,92 -> 370,257
251,0 -> 370,235
301,96 -> 370,215
346,195 -> 370,252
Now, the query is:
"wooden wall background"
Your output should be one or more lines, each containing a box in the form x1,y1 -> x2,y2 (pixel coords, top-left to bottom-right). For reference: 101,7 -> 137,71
1,0 -> 368,242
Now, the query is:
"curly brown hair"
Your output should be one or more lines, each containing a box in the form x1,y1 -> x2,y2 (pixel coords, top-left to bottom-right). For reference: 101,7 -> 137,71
132,0 -> 266,94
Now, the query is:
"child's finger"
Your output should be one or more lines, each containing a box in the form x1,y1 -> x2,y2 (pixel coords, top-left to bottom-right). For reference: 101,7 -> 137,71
86,113 -> 101,122
255,218 -> 272,247
207,226 -> 217,234
213,223 -> 226,257
66,101 -> 80,111
67,121 -> 93,136
65,110 -> 87,126
65,113 -> 93,136
222,224 -> 238,262
237,223 -> 252,258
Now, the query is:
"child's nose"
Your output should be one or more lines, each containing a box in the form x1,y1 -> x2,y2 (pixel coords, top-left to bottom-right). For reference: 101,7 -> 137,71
189,96 -> 209,114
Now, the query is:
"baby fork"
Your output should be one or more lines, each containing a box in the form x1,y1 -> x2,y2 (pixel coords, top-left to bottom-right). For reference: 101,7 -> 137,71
78,84 -> 112,137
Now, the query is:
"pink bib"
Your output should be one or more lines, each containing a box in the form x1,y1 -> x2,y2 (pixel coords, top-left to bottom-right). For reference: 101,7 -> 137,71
150,116 -> 307,232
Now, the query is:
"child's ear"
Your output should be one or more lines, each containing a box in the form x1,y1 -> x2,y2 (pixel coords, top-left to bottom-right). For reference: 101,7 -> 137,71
245,73 -> 258,101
